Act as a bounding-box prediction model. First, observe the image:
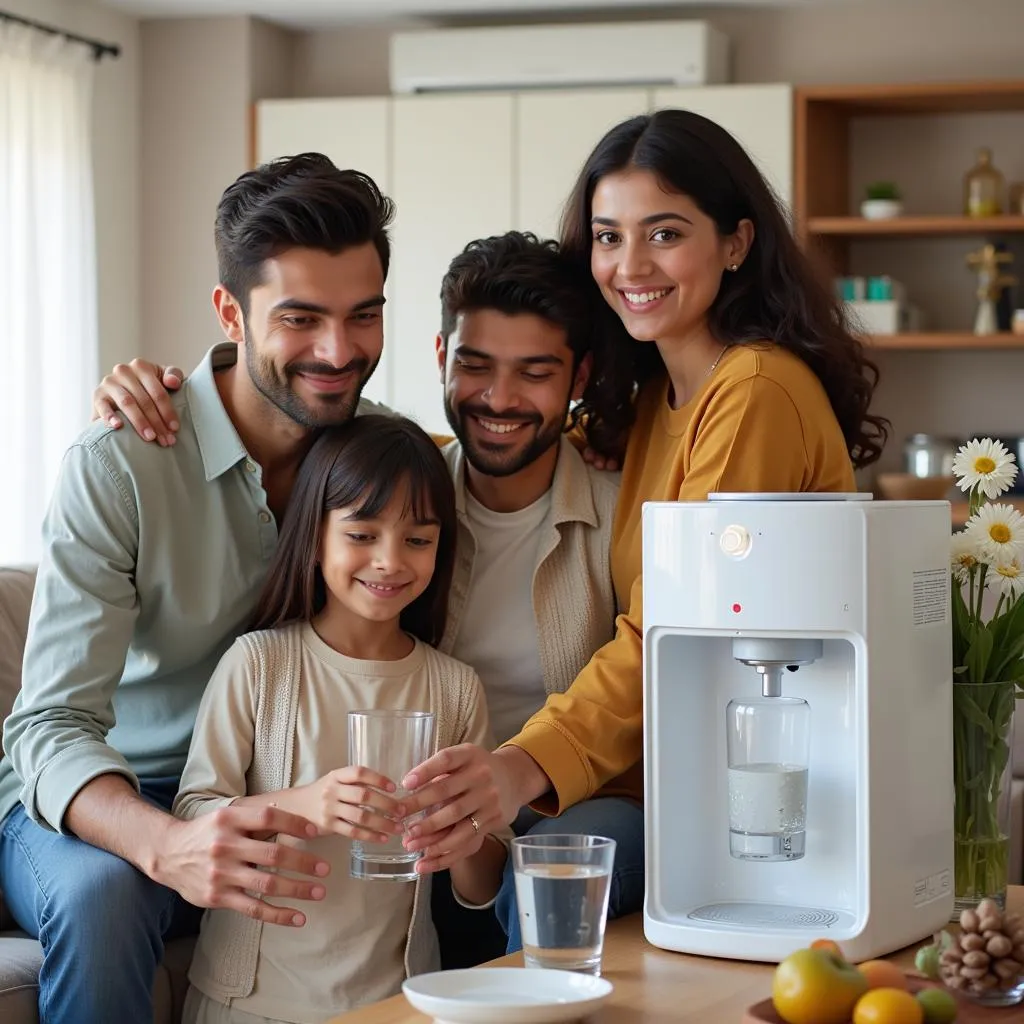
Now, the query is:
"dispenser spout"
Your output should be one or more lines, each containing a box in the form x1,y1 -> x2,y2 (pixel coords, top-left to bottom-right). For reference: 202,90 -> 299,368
731,638 -> 824,699
760,665 -> 785,698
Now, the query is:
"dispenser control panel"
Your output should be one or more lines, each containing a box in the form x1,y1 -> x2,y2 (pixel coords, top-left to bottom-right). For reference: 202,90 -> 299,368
719,524 -> 752,558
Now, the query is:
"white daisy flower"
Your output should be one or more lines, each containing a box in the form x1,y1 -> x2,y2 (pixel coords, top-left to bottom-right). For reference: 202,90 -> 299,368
991,558 -> 1024,602
965,502 -> 1024,563
950,530 -> 982,583
952,437 -> 1017,499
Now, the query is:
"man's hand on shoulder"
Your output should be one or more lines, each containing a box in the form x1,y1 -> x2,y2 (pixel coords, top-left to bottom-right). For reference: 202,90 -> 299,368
581,447 -> 620,472
92,359 -> 184,448
564,418 -> 623,472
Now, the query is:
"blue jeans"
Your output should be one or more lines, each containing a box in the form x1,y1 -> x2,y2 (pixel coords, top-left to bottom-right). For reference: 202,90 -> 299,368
494,796 -> 645,954
0,776 -> 202,1024
431,867 -> 507,969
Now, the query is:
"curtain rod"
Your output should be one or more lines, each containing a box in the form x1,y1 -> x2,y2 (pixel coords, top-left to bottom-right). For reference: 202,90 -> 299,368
0,9 -> 121,61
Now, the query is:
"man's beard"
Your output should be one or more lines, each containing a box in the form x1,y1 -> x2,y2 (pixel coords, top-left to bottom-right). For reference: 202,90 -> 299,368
445,396 -> 564,479
245,330 -> 377,429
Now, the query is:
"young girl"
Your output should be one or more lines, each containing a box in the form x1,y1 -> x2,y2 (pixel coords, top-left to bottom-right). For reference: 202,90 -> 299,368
172,414 -> 508,1024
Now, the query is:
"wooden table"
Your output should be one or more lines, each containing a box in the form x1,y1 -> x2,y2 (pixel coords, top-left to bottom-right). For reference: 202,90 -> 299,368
327,887 -> 1023,1023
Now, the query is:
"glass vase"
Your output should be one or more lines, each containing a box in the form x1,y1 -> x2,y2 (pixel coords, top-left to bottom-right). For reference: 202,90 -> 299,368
962,978 -> 1024,1009
952,679 -> 1016,918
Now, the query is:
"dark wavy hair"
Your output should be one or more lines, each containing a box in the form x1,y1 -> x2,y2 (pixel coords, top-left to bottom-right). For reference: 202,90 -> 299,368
439,231 -> 594,371
250,415 -> 457,647
560,109 -> 889,468
215,152 -> 395,314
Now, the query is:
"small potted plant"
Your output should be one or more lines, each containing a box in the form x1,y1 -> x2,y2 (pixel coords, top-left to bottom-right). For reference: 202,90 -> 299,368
860,181 -> 903,220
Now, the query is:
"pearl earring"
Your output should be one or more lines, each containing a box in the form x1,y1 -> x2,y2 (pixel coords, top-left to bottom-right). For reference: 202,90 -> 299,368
728,263 -> 740,272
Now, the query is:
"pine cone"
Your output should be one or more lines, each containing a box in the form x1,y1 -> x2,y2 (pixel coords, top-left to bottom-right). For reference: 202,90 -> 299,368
938,898 -> 1024,994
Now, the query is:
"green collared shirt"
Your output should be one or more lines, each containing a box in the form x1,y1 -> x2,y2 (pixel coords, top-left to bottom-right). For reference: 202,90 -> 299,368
0,344 -> 384,830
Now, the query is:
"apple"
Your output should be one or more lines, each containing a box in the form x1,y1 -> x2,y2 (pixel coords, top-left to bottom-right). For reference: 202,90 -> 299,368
772,947 -> 870,1024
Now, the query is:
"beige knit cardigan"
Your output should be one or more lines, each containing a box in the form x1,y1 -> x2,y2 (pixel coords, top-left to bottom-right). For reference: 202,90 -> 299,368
182,624 -> 484,1002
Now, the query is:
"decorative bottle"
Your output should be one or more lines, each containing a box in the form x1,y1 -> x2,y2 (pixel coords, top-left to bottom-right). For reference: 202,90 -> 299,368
964,147 -> 1004,217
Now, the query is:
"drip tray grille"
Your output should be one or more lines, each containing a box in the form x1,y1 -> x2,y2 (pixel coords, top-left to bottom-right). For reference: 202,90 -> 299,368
688,902 -> 853,931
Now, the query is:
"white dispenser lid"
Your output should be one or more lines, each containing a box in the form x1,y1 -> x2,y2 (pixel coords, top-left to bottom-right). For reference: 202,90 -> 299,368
708,492 -> 873,502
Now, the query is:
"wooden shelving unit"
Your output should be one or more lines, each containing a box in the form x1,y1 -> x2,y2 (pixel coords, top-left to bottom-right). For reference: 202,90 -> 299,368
807,215 -> 1024,237
793,80 -> 1024,526
796,79 -> 1024,115
867,332 -> 1024,350
794,79 -> 1024,296
952,497 -> 1024,529
794,83 -> 1024,356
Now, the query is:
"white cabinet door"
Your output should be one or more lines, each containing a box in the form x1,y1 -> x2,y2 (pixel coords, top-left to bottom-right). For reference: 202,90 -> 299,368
516,89 -> 651,240
255,98 -> 390,189
652,85 -> 793,211
389,94 -> 515,434
254,98 -> 394,409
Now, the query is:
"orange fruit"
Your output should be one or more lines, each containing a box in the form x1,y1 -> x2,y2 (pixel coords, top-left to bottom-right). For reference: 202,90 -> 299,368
857,959 -> 910,991
853,987 -> 924,1024
772,948 -> 868,1024
811,938 -> 844,958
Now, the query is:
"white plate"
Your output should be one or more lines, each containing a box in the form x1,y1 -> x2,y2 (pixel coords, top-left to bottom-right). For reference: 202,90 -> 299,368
402,967 -> 613,1023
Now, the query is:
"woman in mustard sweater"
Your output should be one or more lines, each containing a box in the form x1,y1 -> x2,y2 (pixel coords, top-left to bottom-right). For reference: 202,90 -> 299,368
401,109 -> 888,910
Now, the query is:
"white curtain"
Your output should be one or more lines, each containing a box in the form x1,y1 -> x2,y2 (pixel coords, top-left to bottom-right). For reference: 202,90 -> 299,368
0,22 -> 98,565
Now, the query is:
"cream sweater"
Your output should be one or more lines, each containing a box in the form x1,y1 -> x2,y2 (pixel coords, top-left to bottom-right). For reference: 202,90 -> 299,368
174,624 -> 492,1007
440,436 -> 620,700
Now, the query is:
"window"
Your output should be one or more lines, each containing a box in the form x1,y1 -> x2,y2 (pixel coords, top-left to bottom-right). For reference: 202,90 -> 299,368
0,21 -> 98,564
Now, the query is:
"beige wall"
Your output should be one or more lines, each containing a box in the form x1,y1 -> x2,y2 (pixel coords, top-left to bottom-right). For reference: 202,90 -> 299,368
702,0 -> 1024,86
5,0 -> 140,375
139,16 -> 298,372
250,17 -> 295,103
292,16 -> 425,98
295,0 -> 1024,97
140,17 -> 250,371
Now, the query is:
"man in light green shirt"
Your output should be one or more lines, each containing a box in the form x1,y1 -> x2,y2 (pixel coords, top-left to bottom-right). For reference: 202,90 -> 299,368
0,154 -> 400,1024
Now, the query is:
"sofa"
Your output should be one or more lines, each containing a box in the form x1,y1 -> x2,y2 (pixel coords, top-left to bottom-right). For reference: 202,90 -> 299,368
0,566 -> 194,1023
0,565 -> 1022,1021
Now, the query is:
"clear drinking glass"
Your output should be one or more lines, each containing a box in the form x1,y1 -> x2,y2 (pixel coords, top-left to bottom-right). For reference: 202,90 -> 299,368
511,834 -> 616,975
347,709 -> 435,881
726,696 -> 811,861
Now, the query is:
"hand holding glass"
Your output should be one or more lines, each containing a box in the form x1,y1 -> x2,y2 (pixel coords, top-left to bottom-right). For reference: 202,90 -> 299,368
347,710 -> 435,881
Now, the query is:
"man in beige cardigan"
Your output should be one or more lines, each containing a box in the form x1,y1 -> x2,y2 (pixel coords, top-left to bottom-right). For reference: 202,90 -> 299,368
431,232 -> 634,964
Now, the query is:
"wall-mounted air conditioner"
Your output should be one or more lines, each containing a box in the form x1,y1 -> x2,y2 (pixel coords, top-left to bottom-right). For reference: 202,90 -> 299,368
389,21 -> 729,95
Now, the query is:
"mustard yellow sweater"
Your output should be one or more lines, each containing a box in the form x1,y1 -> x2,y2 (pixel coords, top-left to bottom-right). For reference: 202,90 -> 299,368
507,343 -> 858,813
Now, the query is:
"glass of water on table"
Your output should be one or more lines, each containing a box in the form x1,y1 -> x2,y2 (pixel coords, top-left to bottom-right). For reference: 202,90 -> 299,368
511,834 -> 616,975
347,710 -> 435,881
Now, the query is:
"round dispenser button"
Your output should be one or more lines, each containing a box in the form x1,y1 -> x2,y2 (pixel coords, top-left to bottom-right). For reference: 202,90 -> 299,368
720,524 -> 751,558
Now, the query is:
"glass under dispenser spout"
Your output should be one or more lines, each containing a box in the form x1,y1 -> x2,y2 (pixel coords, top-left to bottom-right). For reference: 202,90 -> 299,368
726,638 -> 819,862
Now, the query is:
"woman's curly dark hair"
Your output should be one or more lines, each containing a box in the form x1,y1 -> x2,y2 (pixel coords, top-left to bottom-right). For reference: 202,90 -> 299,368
560,109 -> 889,469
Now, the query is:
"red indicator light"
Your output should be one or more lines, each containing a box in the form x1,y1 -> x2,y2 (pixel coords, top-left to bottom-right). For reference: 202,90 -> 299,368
732,603 -> 742,613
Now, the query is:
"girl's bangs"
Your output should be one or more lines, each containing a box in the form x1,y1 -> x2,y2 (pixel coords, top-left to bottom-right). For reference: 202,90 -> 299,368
326,439 -> 439,524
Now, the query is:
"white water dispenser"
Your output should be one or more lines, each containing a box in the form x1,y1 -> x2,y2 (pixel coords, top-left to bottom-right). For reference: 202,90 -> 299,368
642,494 -> 954,963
